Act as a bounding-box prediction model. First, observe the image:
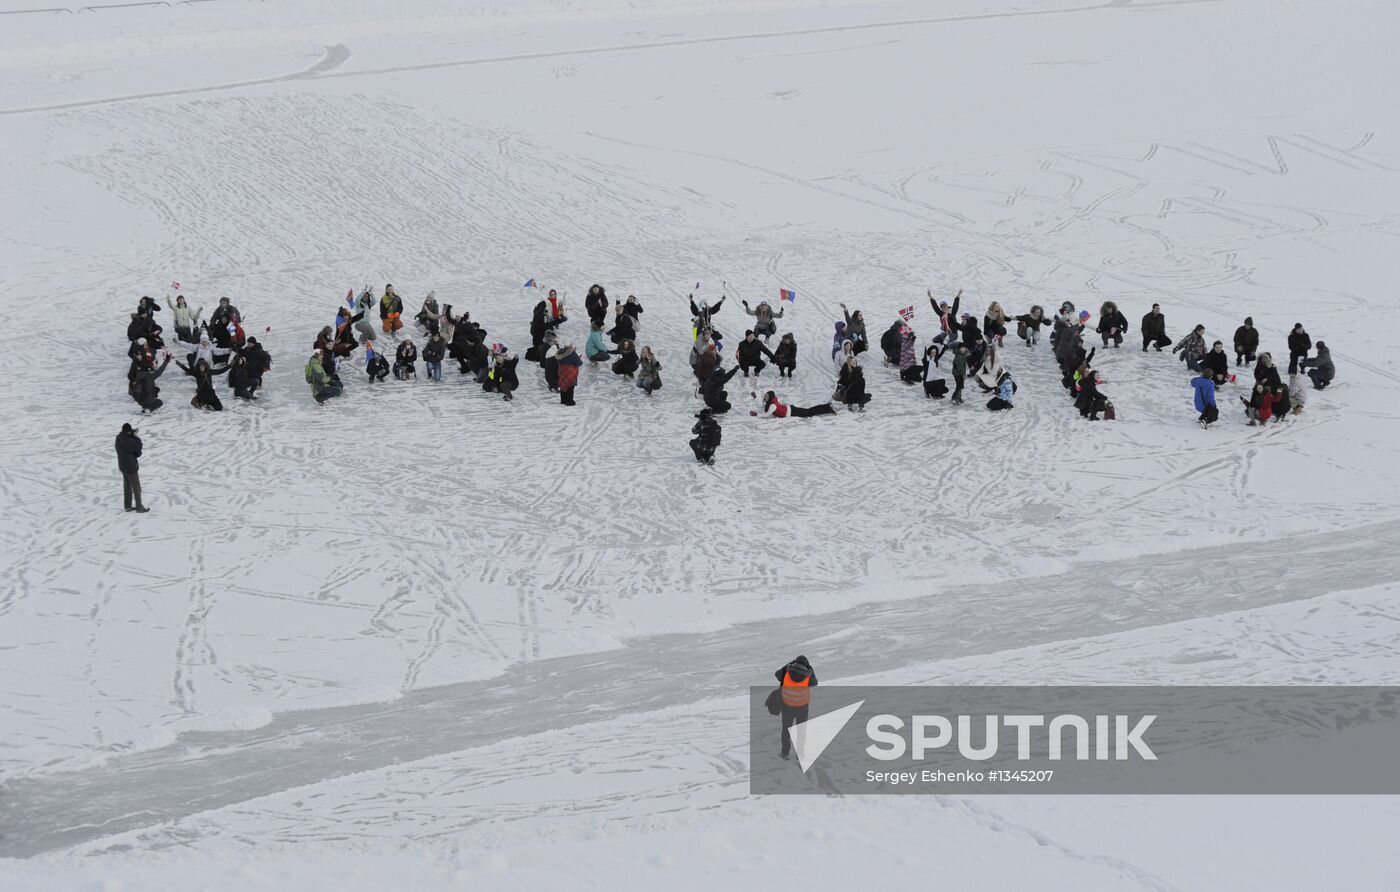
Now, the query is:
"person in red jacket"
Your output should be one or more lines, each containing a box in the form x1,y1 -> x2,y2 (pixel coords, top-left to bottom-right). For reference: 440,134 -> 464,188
1243,383 -> 1279,425
553,342 -> 583,405
774,655 -> 818,760
752,390 -> 836,418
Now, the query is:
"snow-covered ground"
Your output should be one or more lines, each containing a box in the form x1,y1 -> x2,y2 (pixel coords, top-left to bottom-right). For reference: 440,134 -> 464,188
2,0 -> 1398,887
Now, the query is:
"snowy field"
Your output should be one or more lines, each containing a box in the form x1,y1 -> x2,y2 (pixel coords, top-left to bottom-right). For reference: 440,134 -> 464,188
2,0 -> 1399,887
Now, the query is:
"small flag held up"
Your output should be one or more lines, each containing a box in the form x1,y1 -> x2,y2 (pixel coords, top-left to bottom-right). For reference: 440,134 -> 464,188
898,305 -> 915,322
523,278 -> 537,289
779,288 -> 797,303
171,281 -> 182,291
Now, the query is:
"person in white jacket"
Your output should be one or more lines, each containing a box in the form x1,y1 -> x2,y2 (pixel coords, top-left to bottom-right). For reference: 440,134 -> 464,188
353,287 -> 378,344
177,331 -> 233,369
169,295 -> 203,344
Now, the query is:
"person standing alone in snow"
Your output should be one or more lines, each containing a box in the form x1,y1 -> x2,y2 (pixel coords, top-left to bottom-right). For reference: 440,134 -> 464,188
116,423 -> 148,513
774,656 -> 818,760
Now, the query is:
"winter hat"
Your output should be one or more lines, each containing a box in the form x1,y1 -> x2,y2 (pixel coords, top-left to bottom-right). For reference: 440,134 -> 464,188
1316,340 -> 1326,350
1245,317 -> 1253,326
121,423 -> 133,433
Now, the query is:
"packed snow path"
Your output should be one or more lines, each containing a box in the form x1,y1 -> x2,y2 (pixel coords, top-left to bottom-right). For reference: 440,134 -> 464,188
4,518 -> 1398,857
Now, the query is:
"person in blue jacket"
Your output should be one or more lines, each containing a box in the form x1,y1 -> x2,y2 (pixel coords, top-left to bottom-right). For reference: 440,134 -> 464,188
1192,371 -> 1218,427
585,323 -> 611,363
986,369 -> 1015,410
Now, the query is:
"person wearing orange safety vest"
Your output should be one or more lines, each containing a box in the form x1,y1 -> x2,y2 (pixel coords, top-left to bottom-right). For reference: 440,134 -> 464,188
774,655 -> 818,760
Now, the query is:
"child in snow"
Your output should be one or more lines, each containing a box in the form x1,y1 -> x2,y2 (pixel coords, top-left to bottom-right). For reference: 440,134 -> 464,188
773,333 -> 797,378
1192,371 -> 1218,427
690,408 -> 722,464
753,390 -> 836,418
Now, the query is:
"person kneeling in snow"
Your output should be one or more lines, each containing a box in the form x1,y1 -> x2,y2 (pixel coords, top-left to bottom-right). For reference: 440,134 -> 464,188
986,370 -> 1016,411
690,408 -> 722,464
394,339 -> 418,380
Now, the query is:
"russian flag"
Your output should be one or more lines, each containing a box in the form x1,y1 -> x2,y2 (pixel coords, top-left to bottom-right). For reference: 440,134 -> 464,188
779,288 -> 796,303
523,278 -> 537,289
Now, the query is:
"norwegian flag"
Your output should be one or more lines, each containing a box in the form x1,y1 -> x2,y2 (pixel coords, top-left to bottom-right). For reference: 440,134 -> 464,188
899,324 -> 912,336
898,305 -> 915,322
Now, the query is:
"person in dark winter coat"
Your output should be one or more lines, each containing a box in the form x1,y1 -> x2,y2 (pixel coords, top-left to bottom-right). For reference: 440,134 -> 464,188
1300,342 -> 1334,389
736,330 -> 776,380
529,297 -> 564,359
1192,372 -> 1218,427
483,348 -> 519,401
637,346 -> 662,395
131,353 -> 172,413
305,350 -> 343,403
1141,303 -> 1170,351
1287,322 -> 1312,374
930,289 -> 962,352
1253,353 -> 1282,389
422,333 -> 446,381
1075,369 -> 1107,419
690,408 -> 722,464
1015,305 -> 1050,347
610,339 -> 639,378
176,357 -> 228,410
619,294 -> 643,326
703,365 -> 741,413
585,284 -> 610,327
365,344 -> 390,382
774,655 -> 818,759
116,423 -> 148,512
1097,301 -> 1129,348
393,339 -> 418,380
240,337 -> 271,393
836,356 -> 871,410
754,390 -> 835,418
1233,317 -> 1259,366
554,342 -> 583,405
840,304 -> 868,355
608,304 -> 637,347
950,342 -> 968,404
1243,383 -> 1280,425
1202,341 -> 1230,386
879,319 -> 903,366
228,353 -> 258,400
772,332 -> 797,378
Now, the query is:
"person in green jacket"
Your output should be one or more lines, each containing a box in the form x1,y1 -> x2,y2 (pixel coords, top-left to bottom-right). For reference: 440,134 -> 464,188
305,349 -> 344,404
